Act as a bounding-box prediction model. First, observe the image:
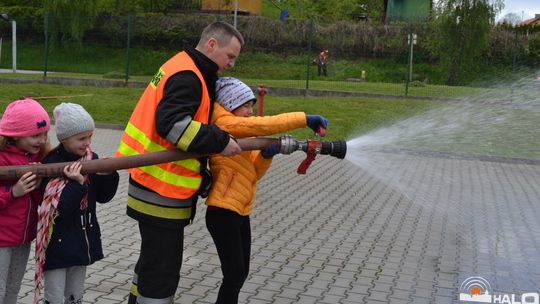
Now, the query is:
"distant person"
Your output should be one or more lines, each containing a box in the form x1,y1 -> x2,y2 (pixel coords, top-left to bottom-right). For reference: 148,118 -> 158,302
206,77 -> 328,303
0,98 -> 50,304
318,50 -> 329,77
35,103 -> 119,304
115,21 -> 244,304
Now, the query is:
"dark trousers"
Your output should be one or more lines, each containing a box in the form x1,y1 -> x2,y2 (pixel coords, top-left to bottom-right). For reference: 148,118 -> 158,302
128,221 -> 185,304
318,63 -> 327,76
206,208 -> 251,304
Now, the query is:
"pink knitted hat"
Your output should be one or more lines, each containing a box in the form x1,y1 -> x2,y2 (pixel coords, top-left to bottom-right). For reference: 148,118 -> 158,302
0,98 -> 50,137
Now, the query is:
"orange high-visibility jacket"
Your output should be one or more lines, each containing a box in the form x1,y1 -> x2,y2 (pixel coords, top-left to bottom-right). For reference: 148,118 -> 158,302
116,51 -> 210,200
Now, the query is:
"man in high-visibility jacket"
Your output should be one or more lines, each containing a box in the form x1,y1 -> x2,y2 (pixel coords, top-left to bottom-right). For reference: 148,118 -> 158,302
116,21 -> 244,304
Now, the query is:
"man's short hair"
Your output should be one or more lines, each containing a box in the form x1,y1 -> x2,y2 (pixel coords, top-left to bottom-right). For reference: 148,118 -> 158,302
197,21 -> 245,48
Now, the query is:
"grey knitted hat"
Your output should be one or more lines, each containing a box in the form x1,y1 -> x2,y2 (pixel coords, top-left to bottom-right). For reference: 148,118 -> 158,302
54,102 -> 95,141
216,77 -> 256,112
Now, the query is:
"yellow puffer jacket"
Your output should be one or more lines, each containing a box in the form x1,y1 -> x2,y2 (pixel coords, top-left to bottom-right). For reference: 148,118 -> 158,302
206,104 -> 306,215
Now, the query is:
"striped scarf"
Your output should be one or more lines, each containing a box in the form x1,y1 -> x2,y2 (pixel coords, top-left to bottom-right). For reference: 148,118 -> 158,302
34,147 -> 92,304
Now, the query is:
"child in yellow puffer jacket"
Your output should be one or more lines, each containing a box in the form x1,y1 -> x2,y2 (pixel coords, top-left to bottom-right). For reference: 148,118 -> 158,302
205,77 -> 328,304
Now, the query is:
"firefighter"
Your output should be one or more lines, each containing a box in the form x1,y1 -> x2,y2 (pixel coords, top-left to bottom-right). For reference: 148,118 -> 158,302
116,21 -> 244,304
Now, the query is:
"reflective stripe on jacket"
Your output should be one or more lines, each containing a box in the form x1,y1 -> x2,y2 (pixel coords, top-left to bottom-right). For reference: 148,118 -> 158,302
116,51 -> 210,221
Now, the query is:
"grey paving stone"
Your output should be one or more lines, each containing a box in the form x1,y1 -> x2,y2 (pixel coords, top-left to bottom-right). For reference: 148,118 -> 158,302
297,294 -> 323,304
386,298 -> 411,304
12,127 -> 540,304
278,287 -> 303,300
365,290 -> 388,302
301,287 -> 326,298
389,288 -> 413,300
251,288 -> 281,301
317,294 -> 347,303
272,296 -> 298,304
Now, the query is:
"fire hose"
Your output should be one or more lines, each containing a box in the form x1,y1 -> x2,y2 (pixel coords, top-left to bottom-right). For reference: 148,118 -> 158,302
0,135 -> 347,180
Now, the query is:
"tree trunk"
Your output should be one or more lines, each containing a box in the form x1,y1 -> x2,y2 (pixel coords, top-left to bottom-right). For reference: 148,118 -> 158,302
447,26 -> 466,86
381,0 -> 389,24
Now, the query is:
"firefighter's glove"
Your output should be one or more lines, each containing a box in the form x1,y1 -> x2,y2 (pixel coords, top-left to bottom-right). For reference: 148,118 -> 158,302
261,144 -> 280,159
306,115 -> 328,136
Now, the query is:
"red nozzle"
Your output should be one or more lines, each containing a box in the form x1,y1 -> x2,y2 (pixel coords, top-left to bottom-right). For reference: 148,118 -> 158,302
297,140 -> 320,174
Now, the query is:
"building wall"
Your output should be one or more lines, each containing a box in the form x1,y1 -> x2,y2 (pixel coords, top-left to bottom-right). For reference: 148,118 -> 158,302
386,0 -> 431,22
201,0 -> 262,15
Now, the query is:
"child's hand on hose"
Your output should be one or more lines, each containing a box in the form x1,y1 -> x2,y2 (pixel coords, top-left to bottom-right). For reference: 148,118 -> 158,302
12,172 -> 38,198
261,144 -> 280,159
306,115 -> 328,137
63,162 -> 84,185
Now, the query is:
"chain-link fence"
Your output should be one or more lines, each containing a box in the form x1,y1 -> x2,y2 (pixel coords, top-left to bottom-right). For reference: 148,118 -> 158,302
0,12 -> 538,99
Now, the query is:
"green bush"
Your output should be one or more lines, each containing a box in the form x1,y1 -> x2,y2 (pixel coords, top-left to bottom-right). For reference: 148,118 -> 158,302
0,6 -> 43,39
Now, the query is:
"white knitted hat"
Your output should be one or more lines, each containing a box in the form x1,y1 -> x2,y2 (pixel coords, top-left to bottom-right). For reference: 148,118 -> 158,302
54,103 -> 95,141
216,77 -> 256,112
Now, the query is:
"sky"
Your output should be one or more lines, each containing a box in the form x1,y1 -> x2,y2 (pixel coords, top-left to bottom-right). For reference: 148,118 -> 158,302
497,0 -> 540,21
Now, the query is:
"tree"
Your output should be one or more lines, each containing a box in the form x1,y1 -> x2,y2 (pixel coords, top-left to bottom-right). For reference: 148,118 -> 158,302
44,0 -> 98,44
132,0 -> 177,14
282,0 -> 383,21
0,0 -> 43,6
499,12 -> 521,26
351,0 -> 386,23
426,0 -> 503,85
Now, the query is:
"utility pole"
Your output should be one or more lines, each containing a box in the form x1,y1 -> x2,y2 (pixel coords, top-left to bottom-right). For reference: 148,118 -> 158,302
405,31 -> 417,96
11,19 -> 16,73
233,0 -> 238,28
0,13 -> 16,73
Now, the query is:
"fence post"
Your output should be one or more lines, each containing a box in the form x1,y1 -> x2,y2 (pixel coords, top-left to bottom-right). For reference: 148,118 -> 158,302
43,13 -> 49,79
512,29 -> 518,80
124,15 -> 132,83
305,19 -> 314,95
11,20 -> 16,73
510,29 -> 519,98
405,29 -> 415,97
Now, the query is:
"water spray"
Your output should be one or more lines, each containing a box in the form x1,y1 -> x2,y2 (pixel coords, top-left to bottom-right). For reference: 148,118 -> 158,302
0,135 -> 347,180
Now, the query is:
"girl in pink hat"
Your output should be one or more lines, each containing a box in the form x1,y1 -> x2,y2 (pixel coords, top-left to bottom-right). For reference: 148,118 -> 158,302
0,98 -> 50,304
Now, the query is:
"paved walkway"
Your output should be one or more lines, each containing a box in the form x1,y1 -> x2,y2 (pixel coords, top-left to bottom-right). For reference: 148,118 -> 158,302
16,127 -> 540,303
0,69 -> 43,74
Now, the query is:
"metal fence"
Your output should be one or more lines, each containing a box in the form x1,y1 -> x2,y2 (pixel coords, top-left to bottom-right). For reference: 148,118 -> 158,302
0,12 -> 538,98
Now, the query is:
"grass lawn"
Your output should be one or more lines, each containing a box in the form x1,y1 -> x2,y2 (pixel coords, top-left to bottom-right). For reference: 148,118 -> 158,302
0,83 -> 434,142
1,42 -> 532,101
1,83 -> 144,126
0,83 -> 537,160
2,71 -> 531,101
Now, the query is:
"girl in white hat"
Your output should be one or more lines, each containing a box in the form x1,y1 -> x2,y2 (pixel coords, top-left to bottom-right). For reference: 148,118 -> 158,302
34,103 -> 119,304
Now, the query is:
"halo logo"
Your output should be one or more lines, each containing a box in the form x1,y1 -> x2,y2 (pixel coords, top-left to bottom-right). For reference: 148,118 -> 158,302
459,276 -> 539,304
459,276 -> 492,302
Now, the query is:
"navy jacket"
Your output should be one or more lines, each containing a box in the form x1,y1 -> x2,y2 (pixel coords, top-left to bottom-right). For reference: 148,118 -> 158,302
40,146 -> 119,270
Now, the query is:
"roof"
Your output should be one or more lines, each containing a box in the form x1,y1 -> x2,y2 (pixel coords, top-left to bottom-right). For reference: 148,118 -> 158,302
521,14 -> 540,26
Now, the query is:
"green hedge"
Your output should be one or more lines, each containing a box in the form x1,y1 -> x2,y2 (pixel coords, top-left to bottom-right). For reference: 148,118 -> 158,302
3,7 -> 537,63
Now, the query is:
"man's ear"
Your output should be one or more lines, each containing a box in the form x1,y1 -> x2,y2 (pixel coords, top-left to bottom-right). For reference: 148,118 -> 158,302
206,37 -> 218,52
